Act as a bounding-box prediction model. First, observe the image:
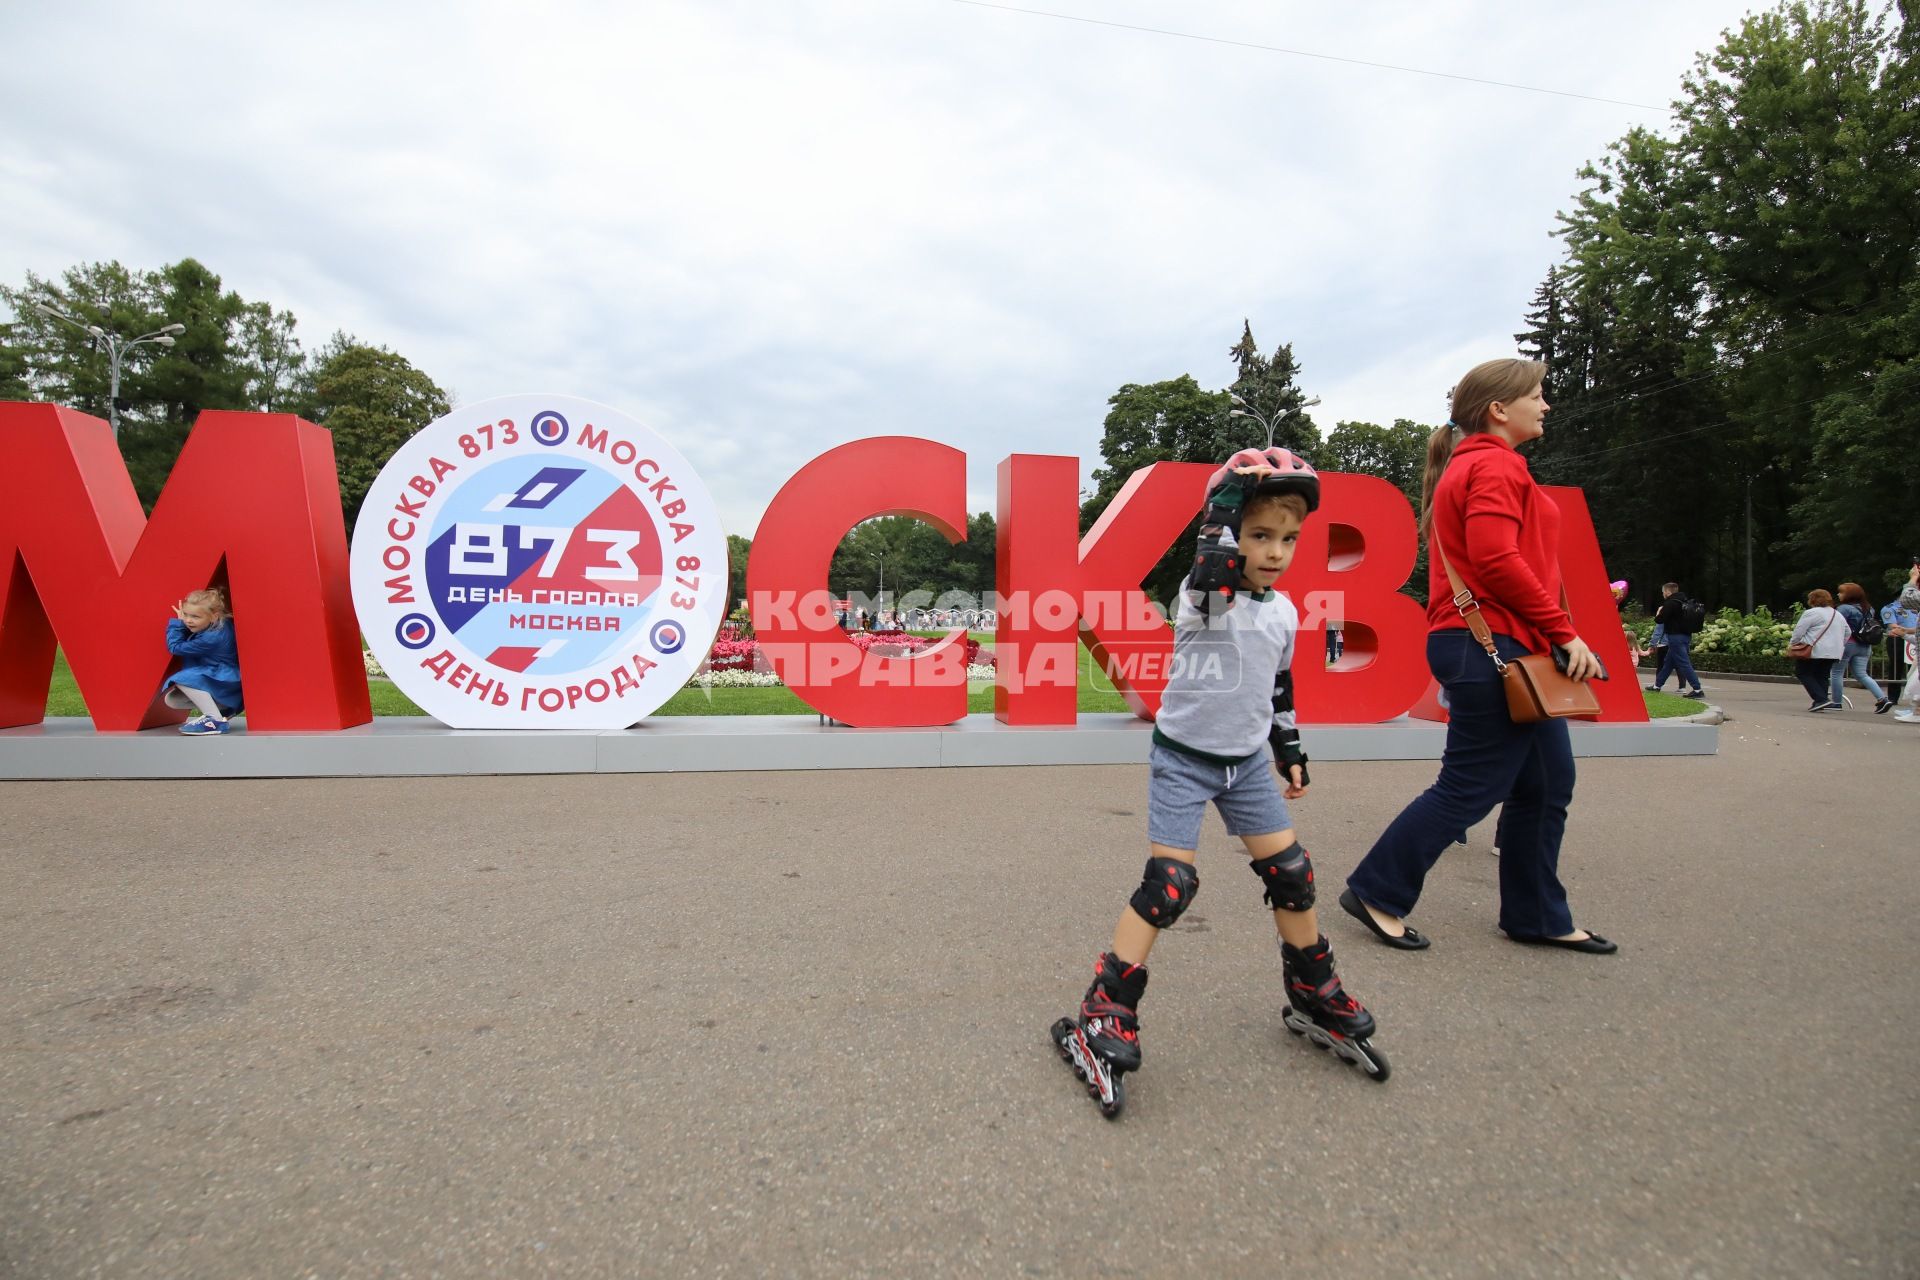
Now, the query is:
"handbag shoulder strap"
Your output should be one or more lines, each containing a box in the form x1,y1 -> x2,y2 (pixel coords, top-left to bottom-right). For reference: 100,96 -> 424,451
1433,538 -> 1572,676
1433,539 -> 1509,674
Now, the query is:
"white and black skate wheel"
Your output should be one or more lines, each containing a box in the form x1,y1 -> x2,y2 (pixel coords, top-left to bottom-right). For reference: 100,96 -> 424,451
1352,1040 -> 1391,1084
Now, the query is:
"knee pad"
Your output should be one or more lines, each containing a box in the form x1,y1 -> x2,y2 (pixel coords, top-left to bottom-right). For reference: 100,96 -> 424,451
1129,856 -> 1199,928
1250,845 -> 1315,912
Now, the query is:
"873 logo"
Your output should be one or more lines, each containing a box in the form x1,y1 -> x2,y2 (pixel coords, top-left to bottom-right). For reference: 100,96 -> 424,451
349,394 -> 728,728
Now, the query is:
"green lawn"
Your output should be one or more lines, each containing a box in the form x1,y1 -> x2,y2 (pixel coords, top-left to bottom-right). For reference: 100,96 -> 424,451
1643,689 -> 1707,718
44,648 -> 1706,722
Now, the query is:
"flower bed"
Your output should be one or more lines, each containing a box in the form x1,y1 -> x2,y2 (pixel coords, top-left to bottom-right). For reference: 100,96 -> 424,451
365,629 -> 995,690
692,663 -> 997,689
1629,605 -> 1906,678
1691,607 -> 1798,658
701,629 -> 993,677
1628,607 -> 1795,658
705,636 -> 763,672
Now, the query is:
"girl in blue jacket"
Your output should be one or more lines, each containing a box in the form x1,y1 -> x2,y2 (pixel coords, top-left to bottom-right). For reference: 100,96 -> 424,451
163,588 -> 243,735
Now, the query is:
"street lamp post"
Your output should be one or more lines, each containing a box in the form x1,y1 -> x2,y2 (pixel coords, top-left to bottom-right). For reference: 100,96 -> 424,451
33,302 -> 185,440
1744,466 -> 1773,615
1745,473 -> 1755,615
1228,390 -> 1321,452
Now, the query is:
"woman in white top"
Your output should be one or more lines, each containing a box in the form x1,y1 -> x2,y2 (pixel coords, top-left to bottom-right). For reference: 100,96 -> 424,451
1789,588 -> 1849,711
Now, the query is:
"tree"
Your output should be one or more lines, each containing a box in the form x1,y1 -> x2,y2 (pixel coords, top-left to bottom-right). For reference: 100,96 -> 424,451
145,257 -> 248,426
1080,323 -> 1324,606
2,259 -> 452,516
1321,419 -> 1431,506
830,516 -> 897,600
0,262 -> 169,425
954,511 -> 997,600
299,338 -> 452,531
1520,0 -> 1918,610
1226,320 -> 1322,459
0,319 -> 29,400
1787,277 -> 1920,581
725,534 -> 753,612
236,303 -> 306,413
1080,374 -> 1230,606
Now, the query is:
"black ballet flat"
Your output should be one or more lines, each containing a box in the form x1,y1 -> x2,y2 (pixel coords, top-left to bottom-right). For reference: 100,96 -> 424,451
1339,889 -> 1430,950
1505,930 -> 1618,955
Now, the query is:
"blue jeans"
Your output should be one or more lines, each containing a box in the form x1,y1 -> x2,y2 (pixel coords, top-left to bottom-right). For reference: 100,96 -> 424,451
1654,632 -> 1702,692
1831,640 -> 1887,704
1346,630 -> 1579,938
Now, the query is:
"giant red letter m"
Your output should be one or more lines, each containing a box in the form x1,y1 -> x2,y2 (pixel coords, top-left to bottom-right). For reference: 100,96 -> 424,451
0,403 -> 371,730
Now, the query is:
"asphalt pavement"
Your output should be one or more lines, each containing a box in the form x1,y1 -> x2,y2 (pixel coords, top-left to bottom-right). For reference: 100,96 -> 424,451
2,679 -> 1915,1279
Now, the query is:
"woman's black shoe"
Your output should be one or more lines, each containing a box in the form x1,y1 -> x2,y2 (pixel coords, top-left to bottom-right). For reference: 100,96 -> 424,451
1339,889 -> 1430,950
1505,931 -> 1618,955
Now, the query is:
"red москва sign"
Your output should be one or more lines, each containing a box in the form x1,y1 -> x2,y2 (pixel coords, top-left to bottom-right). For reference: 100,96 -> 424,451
0,403 -> 1645,732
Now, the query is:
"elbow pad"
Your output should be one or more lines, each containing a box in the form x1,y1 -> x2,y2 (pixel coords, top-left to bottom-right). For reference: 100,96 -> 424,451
1270,669 -> 1295,718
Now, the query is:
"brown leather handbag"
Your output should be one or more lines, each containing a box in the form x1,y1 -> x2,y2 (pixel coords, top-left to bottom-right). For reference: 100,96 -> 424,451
1435,545 -> 1600,723
1786,611 -> 1836,660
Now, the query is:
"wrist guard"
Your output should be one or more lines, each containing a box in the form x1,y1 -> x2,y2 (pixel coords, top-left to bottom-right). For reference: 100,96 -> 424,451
1271,726 -> 1309,787
1189,527 -> 1242,617
1188,471 -> 1260,616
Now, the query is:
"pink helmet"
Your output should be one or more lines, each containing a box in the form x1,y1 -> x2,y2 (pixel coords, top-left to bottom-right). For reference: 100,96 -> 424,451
1205,446 -> 1320,514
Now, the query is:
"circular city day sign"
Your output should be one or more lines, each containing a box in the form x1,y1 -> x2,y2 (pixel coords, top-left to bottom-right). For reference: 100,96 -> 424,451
350,394 -> 728,728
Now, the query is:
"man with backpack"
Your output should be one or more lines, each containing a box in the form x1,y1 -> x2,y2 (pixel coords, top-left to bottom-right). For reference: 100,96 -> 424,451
1647,582 -> 1707,699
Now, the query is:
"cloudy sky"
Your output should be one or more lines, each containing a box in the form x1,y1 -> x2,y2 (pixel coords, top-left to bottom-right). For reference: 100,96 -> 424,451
2,0 -> 1759,536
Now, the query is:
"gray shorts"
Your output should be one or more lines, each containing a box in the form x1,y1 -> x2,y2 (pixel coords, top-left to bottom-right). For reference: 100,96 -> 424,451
1147,743 -> 1293,850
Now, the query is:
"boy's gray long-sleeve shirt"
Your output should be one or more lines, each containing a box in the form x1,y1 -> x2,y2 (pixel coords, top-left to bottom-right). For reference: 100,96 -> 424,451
1151,576 -> 1297,763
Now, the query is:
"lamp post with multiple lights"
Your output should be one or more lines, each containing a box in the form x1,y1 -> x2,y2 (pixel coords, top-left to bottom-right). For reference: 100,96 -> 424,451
1228,389 -> 1321,452
33,302 -> 184,439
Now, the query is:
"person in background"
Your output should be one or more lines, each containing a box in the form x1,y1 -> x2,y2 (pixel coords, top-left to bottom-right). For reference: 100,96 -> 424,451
1610,580 -> 1648,671
1892,563 -> 1920,723
162,587 -> 243,735
1624,625 -> 1650,668
1789,589 -> 1847,712
1882,575 -> 1916,691
1648,583 -> 1706,699
1833,582 -> 1893,713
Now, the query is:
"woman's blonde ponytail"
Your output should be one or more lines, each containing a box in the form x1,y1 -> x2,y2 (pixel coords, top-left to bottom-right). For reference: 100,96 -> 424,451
1420,358 -> 1545,536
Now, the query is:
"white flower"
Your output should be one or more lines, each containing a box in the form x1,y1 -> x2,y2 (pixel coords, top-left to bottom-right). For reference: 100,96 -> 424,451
689,669 -> 786,688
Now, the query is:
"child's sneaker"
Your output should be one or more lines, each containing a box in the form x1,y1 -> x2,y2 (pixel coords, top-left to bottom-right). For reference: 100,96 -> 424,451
180,717 -> 229,735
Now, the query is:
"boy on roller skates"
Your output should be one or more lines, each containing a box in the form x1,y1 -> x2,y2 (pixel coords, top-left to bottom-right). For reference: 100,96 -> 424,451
1051,446 -> 1388,1117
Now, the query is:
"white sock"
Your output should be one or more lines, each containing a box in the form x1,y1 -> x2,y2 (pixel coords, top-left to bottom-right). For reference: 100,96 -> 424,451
181,687 -> 223,721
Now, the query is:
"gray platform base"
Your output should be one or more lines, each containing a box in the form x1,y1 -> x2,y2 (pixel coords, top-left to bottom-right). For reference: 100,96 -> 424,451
0,713 -> 1716,780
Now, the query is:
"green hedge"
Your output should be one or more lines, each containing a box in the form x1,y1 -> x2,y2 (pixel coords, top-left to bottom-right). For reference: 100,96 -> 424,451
1645,651 -> 1908,680
1684,653 -> 1799,677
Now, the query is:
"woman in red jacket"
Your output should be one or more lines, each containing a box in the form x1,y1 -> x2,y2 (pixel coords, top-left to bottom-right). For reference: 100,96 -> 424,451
1340,359 -> 1615,954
